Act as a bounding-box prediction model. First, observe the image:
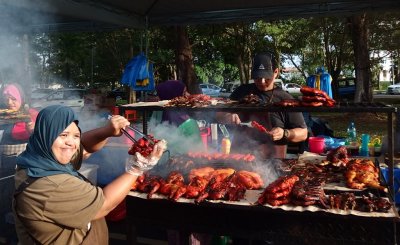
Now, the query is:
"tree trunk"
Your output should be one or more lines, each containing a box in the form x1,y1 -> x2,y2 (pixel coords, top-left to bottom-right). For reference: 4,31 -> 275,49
349,14 -> 372,103
174,25 -> 201,94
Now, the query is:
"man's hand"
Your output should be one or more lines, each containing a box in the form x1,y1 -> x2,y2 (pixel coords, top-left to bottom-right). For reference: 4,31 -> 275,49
216,112 -> 242,124
269,127 -> 285,141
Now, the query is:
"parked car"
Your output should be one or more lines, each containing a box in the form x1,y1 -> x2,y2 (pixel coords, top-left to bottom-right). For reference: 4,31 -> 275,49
283,83 -> 302,94
31,88 -> 86,111
199,83 -> 222,97
31,88 -> 54,100
273,79 -> 284,89
338,77 -> 356,99
220,82 -> 240,98
387,83 -> 400,95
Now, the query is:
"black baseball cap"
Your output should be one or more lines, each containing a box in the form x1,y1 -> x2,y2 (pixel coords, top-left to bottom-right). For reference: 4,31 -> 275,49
251,52 -> 274,79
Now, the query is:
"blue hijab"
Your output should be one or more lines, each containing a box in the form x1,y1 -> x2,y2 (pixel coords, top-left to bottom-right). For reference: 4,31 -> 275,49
16,105 -> 80,177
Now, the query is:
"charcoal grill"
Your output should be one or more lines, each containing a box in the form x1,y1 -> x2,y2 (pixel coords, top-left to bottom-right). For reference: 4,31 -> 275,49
120,102 -> 399,245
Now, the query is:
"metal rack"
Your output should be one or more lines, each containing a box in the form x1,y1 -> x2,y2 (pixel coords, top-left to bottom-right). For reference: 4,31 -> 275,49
120,102 -> 399,245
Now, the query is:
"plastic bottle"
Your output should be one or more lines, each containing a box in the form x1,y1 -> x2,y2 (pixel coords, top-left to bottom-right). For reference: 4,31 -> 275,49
347,122 -> 357,142
221,137 -> 231,154
346,122 -> 359,156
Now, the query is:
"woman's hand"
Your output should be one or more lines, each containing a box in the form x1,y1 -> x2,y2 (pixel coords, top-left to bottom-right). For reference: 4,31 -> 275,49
106,115 -> 130,137
81,115 -> 130,153
126,139 -> 168,176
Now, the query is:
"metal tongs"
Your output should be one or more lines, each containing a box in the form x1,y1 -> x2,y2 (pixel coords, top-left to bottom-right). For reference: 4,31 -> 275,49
107,115 -> 137,143
127,125 -> 155,145
218,124 -> 230,138
107,115 -> 154,144
239,122 -> 253,128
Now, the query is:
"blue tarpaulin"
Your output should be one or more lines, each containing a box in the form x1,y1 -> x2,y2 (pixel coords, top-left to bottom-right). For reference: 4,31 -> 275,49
120,52 -> 155,91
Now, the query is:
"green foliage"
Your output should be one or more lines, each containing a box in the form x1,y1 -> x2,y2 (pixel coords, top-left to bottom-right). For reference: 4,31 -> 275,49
25,12 -> 400,93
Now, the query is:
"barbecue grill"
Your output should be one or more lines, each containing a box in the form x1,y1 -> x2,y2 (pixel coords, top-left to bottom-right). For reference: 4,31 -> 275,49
120,101 -> 399,245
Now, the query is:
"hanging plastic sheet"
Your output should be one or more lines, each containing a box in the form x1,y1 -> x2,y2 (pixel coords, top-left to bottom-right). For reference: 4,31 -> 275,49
306,67 -> 333,98
120,52 -> 155,91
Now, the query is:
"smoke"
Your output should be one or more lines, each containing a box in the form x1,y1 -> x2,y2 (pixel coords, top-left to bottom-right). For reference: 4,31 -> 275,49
145,116 -> 280,185
0,1 -> 55,92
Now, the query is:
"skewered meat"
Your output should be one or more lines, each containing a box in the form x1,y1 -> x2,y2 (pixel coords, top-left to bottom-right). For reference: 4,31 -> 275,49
184,176 -> 210,199
131,174 -> 163,199
240,94 -> 260,104
159,171 -> 187,201
300,86 -> 336,107
188,167 -> 215,180
165,94 -> 212,107
302,95 -> 327,102
265,175 -> 300,193
345,159 -> 387,192
187,151 -> 256,162
210,168 -> 236,179
300,86 -> 330,99
291,180 -> 328,207
328,192 -> 392,212
325,146 -> 349,167
278,159 -> 299,172
257,175 -> 299,206
196,172 -> 245,202
128,135 -> 160,157
357,194 -> 392,212
328,192 -> 357,210
235,170 -> 264,189
251,121 -> 269,134
300,101 -> 324,107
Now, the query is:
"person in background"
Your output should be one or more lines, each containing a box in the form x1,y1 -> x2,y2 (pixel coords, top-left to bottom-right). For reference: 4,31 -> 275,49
13,105 -> 167,244
0,83 -> 38,145
155,80 -> 190,126
217,52 -> 308,159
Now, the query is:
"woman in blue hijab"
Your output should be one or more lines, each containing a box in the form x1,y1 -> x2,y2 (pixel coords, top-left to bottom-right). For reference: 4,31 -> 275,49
13,105 -> 165,244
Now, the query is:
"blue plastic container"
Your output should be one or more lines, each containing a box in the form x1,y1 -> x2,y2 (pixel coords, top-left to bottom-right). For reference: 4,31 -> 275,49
380,167 -> 400,204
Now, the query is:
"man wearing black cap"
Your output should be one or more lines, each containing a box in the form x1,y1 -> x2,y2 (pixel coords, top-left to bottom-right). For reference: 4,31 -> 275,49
217,52 -> 308,158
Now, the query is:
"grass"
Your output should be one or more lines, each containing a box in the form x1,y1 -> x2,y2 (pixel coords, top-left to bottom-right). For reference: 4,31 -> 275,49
311,96 -> 399,141
315,112 -> 388,139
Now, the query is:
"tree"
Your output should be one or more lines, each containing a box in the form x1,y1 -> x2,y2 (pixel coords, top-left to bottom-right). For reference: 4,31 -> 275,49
349,13 -> 372,102
174,25 -> 201,94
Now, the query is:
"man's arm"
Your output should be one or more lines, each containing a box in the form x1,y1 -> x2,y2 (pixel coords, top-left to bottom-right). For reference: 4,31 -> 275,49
269,127 -> 308,143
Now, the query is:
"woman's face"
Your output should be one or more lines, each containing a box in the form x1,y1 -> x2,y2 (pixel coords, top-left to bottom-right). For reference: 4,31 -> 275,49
4,95 -> 21,111
51,122 -> 81,165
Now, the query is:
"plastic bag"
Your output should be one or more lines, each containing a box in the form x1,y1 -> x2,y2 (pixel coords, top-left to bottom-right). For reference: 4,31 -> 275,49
121,52 -> 155,91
